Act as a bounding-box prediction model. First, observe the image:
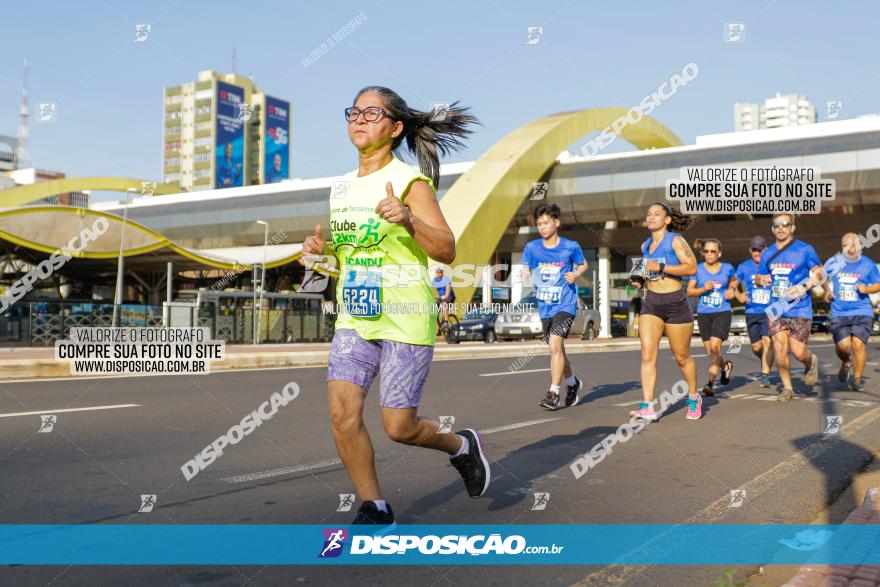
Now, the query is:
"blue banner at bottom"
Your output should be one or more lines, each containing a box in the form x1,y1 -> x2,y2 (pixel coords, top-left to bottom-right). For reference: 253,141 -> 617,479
0,524 -> 878,565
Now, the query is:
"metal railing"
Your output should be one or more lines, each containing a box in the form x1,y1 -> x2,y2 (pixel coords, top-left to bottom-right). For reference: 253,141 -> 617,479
0,300 -> 336,346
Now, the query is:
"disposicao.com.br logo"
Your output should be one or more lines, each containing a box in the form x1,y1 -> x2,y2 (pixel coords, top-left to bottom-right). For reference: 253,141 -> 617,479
318,528 -> 563,558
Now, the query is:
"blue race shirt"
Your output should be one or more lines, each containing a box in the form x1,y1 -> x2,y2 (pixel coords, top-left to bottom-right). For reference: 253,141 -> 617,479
523,236 -> 586,319
693,262 -> 736,314
641,231 -> 683,281
735,259 -> 772,314
830,255 -> 880,317
431,275 -> 455,301
757,239 -> 821,319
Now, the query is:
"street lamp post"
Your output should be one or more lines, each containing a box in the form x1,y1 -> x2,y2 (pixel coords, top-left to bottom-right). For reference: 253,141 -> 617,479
112,188 -> 152,328
112,189 -> 135,327
255,220 -> 269,345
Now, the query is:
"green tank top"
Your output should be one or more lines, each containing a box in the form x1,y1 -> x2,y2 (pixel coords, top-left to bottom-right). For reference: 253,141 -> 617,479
329,157 -> 438,346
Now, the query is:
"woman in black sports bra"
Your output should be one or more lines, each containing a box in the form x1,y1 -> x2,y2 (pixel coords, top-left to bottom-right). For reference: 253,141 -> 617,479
629,203 -> 702,421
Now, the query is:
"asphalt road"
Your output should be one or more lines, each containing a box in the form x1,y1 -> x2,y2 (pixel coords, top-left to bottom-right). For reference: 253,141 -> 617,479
2,340 -> 880,586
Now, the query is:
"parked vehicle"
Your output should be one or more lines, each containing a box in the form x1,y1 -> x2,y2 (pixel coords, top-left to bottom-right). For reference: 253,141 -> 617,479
494,295 -> 600,341
450,308 -> 498,343
812,314 -> 830,333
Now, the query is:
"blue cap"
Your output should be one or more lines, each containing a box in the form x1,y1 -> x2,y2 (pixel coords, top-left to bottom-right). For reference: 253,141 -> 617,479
749,236 -> 766,250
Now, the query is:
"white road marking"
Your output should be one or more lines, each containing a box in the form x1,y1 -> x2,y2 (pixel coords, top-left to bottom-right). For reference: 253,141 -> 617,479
223,418 -> 563,484
222,458 -> 343,483
614,400 -> 647,407
0,404 -> 140,418
481,418 -> 561,434
479,367 -> 550,376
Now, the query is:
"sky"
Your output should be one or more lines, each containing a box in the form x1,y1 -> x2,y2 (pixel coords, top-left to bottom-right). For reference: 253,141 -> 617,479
0,0 -> 876,203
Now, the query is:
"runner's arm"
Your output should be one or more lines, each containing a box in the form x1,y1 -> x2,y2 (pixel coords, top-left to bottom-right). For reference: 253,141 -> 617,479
805,264 -> 825,289
564,261 -> 588,284
732,269 -> 749,303
664,235 -> 698,278
725,277 -> 739,300
822,279 -> 834,302
399,180 -> 456,264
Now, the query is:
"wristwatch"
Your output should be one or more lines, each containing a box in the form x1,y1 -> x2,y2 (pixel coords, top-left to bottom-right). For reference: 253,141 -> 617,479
658,261 -> 666,273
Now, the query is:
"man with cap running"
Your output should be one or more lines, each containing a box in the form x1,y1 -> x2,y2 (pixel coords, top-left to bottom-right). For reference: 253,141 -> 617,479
734,236 -> 776,388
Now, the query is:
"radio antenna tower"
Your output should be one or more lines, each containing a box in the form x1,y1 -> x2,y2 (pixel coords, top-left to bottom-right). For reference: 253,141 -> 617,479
16,56 -> 31,168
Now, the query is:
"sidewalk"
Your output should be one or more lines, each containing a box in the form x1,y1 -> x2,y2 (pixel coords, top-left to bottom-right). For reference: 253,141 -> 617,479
0,333 -> 835,380
748,457 -> 880,587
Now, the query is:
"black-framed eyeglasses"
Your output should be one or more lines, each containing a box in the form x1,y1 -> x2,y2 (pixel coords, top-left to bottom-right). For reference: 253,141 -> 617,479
749,247 -> 763,252
344,106 -> 394,123
772,221 -> 793,229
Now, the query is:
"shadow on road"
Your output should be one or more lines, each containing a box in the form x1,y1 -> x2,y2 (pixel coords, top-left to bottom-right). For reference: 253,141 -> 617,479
792,367 -> 876,519
576,380 -> 640,406
401,425 -> 619,520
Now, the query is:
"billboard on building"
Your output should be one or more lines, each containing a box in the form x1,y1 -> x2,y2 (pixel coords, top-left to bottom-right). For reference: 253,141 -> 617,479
215,81 -> 245,189
262,96 -> 290,183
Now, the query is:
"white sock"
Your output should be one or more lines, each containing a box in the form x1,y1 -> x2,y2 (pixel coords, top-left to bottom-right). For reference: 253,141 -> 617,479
372,499 -> 388,513
549,384 -> 561,394
565,376 -> 577,386
452,434 -> 469,457
689,393 -> 699,400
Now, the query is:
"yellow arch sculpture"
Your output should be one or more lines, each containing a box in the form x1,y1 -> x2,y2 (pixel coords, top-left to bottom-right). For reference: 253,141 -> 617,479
0,177 -> 180,208
439,107 -> 683,307
0,109 -> 681,287
0,206 -> 300,270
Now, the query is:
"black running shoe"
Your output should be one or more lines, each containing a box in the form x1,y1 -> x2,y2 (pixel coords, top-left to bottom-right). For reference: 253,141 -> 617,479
539,391 -> 560,410
565,378 -> 582,407
352,501 -> 395,525
702,382 -> 715,397
450,429 -> 491,498
720,360 -> 733,385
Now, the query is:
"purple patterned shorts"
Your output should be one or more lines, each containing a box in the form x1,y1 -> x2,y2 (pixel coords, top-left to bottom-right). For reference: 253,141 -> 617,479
327,329 -> 434,408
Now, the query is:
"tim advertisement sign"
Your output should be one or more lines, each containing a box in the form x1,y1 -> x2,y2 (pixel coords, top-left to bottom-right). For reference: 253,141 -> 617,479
263,96 -> 290,183
215,81 -> 245,189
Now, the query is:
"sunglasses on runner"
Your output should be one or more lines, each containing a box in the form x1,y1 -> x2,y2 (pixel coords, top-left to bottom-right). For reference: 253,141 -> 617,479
772,221 -> 793,229
345,106 -> 394,123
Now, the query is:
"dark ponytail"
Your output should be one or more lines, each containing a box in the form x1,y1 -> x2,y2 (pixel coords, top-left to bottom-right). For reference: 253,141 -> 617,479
354,86 -> 479,189
650,202 -> 694,233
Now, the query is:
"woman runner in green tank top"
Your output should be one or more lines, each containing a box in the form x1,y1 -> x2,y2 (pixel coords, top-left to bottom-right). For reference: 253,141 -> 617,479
299,86 -> 491,525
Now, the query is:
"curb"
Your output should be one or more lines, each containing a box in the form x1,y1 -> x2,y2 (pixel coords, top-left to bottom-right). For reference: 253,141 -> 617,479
783,487 -> 880,587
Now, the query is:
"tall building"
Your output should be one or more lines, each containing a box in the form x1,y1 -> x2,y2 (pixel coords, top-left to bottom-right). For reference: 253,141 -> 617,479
162,70 -> 291,192
4,167 -> 89,207
0,135 -> 17,174
734,93 -> 816,131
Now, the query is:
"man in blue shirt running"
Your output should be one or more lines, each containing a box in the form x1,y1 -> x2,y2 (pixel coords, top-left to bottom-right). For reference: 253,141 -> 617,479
520,203 -> 588,410
823,232 -> 880,391
755,214 -> 825,401
733,236 -> 776,388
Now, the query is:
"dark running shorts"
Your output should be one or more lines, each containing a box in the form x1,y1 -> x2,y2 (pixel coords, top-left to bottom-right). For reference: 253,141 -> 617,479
746,313 -> 770,344
697,311 -> 732,342
830,315 -> 874,344
542,312 -> 575,342
641,289 -> 693,324
768,317 -> 811,344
